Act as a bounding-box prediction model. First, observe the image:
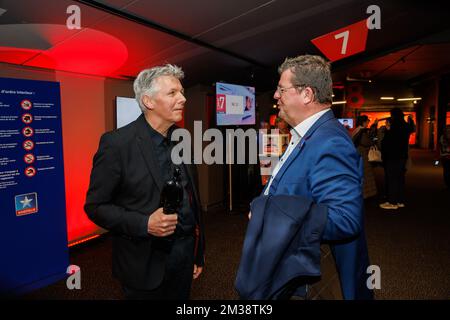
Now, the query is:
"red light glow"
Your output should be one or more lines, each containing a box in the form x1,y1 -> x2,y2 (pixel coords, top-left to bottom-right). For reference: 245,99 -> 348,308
68,234 -> 101,247
0,25 -> 128,77
0,47 -> 42,64
25,28 -> 128,77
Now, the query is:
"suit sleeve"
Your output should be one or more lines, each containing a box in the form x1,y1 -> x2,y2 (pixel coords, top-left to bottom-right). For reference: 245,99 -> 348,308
309,136 -> 364,241
84,133 -> 150,238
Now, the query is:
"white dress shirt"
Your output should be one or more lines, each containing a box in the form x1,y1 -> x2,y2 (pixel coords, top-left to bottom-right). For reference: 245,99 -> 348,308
264,108 -> 330,195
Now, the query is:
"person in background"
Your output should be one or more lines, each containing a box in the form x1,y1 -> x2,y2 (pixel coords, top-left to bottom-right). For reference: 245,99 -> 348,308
343,119 -> 351,130
260,120 -> 271,131
275,117 -> 291,152
379,108 -> 414,210
245,95 -> 253,111
407,115 -> 416,133
439,125 -> 450,188
275,117 -> 291,135
84,64 -> 205,300
376,117 -> 390,150
352,115 -> 377,199
258,120 -> 272,186
405,115 -> 416,171
376,117 -> 390,200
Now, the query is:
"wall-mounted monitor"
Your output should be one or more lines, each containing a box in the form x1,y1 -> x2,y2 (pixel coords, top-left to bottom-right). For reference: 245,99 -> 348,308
116,96 -> 141,129
337,118 -> 354,129
216,82 -> 255,126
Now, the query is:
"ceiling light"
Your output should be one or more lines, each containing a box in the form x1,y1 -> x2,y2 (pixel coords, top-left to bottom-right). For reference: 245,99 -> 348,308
273,104 -> 277,108
332,101 -> 346,105
346,76 -> 372,82
380,97 -> 394,100
397,97 -> 422,101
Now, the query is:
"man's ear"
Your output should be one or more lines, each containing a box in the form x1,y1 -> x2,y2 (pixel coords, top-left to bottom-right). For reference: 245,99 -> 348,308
303,87 -> 314,105
142,95 -> 154,111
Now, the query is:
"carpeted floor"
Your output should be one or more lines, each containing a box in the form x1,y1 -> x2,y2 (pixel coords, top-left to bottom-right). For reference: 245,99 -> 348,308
21,149 -> 450,300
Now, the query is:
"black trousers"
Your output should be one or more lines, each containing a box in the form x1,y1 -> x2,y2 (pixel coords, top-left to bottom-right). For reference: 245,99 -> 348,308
384,159 -> 407,204
122,235 -> 195,300
443,158 -> 450,188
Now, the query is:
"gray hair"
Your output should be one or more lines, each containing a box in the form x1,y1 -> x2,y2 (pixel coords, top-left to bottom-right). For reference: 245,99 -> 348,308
278,55 -> 332,105
133,64 -> 184,112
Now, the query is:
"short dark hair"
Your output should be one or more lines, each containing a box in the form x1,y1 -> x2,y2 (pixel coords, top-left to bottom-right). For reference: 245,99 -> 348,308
390,107 -> 405,124
278,55 -> 333,104
356,115 -> 369,127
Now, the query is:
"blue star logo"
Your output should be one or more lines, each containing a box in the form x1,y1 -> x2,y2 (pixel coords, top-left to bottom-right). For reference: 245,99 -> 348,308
20,196 -> 33,208
15,192 -> 38,216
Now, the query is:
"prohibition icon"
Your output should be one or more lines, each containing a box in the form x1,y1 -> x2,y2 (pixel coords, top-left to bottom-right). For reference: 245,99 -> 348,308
23,140 -> 34,151
21,100 -> 32,110
24,166 -> 37,177
24,153 -> 36,164
22,113 -> 33,124
22,126 -> 34,137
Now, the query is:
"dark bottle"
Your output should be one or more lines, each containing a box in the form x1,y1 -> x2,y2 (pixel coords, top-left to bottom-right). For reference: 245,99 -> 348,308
160,166 -> 183,214
153,167 -> 183,252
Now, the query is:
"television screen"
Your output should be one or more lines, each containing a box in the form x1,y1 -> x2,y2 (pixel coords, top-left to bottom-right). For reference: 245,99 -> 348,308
216,82 -> 255,126
116,96 -> 141,129
338,118 -> 354,129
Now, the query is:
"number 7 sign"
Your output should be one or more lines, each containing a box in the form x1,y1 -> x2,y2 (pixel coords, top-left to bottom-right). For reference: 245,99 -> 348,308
311,19 -> 368,62
216,94 -> 226,114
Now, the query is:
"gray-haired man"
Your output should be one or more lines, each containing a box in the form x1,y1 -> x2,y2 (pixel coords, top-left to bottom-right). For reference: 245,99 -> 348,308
85,64 -> 205,299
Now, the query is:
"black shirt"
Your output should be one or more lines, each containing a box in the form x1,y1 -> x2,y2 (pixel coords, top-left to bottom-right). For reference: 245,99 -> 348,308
146,123 -> 196,235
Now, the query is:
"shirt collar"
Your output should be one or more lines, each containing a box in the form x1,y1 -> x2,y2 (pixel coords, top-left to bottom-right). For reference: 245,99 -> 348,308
146,122 -> 175,146
291,108 -> 331,139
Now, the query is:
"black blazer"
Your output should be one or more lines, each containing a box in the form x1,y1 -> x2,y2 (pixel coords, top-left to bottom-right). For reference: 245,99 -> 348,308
84,114 -> 205,290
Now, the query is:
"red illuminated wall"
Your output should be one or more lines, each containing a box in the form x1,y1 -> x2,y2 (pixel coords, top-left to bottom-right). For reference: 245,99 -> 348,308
56,72 -> 107,243
360,111 -> 417,145
0,64 -> 134,244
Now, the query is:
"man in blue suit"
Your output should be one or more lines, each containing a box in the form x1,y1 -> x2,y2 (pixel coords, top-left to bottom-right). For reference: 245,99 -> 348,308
254,55 -> 373,299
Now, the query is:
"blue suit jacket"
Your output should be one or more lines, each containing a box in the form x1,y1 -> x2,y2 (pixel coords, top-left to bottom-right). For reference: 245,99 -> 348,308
263,110 -> 373,300
235,194 -> 327,299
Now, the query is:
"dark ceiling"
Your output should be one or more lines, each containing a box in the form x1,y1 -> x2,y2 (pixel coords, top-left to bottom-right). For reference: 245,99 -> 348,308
1,0 -> 450,91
